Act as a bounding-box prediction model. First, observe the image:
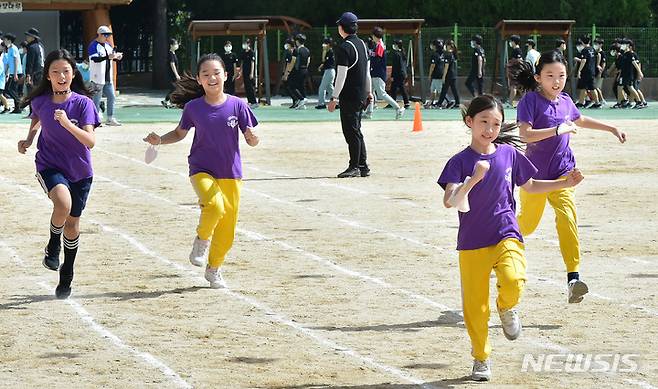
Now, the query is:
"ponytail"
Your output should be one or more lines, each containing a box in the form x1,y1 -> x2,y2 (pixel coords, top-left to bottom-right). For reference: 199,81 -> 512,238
169,53 -> 226,109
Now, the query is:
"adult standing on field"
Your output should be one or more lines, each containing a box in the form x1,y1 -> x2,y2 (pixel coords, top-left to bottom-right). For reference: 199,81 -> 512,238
88,25 -> 123,126
328,12 -> 373,178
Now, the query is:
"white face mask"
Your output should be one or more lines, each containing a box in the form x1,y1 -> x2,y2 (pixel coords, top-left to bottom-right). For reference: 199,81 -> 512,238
508,41 -> 514,48
593,44 -> 600,50
224,46 -> 231,52
610,50 -> 616,56
284,44 -> 290,50
242,43 -> 248,50
577,45 -> 584,51
322,44 -> 328,48
145,144 -> 158,164
470,41 -> 476,49
621,44 -> 628,51
18,49 -> 24,55
392,45 -> 398,51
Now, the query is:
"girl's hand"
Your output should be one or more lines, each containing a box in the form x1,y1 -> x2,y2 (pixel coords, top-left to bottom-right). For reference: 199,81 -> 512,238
244,128 -> 259,147
472,160 -> 490,182
611,127 -> 627,143
143,132 -> 162,145
557,121 -> 578,136
17,139 -> 32,154
565,168 -> 584,187
54,109 -> 70,126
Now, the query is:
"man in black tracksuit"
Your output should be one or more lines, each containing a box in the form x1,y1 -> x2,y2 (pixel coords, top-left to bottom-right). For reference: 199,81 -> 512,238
390,38 -> 409,109
24,27 -> 44,99
328,12 -> 372,178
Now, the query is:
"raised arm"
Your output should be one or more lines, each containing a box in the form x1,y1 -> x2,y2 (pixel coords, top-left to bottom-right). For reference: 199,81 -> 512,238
18,117 -> 41,154
573,116 -> 626,143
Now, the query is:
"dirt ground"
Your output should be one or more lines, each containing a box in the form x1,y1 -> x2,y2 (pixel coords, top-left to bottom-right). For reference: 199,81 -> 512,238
0,118 -> 656,389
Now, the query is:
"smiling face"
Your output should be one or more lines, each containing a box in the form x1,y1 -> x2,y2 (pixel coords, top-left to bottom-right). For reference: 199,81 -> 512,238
465,108 -> 503,151
47,59 -> 74,93
534,61 -> 568,100
196,59 -> 226,96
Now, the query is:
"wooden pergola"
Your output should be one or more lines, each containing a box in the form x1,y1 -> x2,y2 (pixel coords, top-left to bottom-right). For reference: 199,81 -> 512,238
236,15 -> 312,34
356,19 -> 427,98
188,20 -> 271,105
494,20 -> 577,96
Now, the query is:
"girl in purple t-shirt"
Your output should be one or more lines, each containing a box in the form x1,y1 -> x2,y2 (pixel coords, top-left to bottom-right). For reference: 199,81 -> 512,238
144,53 -> 259,289
17,49 -> 100,299
509,50 -> 626,304
438,95 -> 584,381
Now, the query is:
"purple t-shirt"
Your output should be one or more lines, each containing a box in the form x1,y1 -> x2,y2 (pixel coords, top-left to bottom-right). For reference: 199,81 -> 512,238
179,95 -> 258,179
32,92 -> 101,182
438,144 -> 538,251
516,91 -> 581,180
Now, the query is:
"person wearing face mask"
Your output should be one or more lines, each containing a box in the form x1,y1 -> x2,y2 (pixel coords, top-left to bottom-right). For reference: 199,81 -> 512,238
555,38 -> 566,54
608,41 -> 628,108
281,38 -> 298,107
365,26 -> 404,119
389,38 -> 409,109
220,40 -> 238,95
505,35 -> 523,108
426,39 -> 445,108
574,36 -> 600,108
88,25 -> 123,125
592,38 -> 606,106
316,37 -> 336,109
161,38 -> 181,108
288,33 -> 310,110
466,34 -> 485,97
618,39 -> 646,109
0,36 -> 10,113
239,39 -> 258,108
2,33 -> 24,113
524,39 -> 540,74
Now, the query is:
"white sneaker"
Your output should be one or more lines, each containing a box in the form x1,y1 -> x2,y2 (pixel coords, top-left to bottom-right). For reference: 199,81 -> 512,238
295,99 -> 307,110
472,359 -> 491,381
568,279 -> 588,303
189,236 -> 209,267
499,308 -> 522,340
106,117 -> 122,126
395,106 -> 405,120
205,267 -> 227,289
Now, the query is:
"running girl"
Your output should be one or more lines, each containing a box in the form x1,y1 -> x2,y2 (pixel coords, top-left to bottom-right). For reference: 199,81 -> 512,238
508,50 -> 626,303
438,94 -> 584,381
17,49 -> 100,299
143,54 -> 259,289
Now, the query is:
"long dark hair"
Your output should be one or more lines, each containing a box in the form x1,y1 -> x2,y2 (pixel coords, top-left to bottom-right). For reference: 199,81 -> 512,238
507,50 -> 568,92
460,94 -> 524,150
169,53 -> 226,109
21,49 -> 92,109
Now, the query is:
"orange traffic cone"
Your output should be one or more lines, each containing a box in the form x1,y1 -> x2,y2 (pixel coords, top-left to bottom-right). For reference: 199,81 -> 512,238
412,102 -> 423,132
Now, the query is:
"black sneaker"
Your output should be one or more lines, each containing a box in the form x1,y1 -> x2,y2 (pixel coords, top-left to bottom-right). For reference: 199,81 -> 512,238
446,101 -> 456,109
575,102 -> 585,108
43,246 -> 60,271
1,108 -> 9,114
100,101 -> 106,113
337,167 -> 360,178
289,101 -> 299,109
632,103 -> 642,109
11,109 -> 23,114
589,103 -> 602,109
55,273 -> 73,299
315,104 -> 327,110
359,167 -> 370,177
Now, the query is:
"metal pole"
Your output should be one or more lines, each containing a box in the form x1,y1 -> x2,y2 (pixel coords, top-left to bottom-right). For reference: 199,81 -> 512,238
500,31 -> 508,100
277,30 -> 281,62
568,31 -> 576,99
418,31 -> 426,100
262,32 -> 271,105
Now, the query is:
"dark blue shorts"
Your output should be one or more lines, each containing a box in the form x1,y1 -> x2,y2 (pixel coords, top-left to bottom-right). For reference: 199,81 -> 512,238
36,169 -> 93,217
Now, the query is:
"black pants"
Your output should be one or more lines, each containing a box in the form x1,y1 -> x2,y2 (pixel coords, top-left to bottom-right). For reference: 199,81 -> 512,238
224,74 -> 235,95
244,76 -> 257,104
339,99 -> 367,169
390,77 -> 409,106
289,69 -> 308,101
465,72 -> 484,96
6,75 -> 22,111
164,78 -> 177,102
438,78 -> 460,106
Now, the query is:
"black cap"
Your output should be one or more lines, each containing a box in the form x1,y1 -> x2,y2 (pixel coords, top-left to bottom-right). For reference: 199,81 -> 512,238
3,33 -> 16,42
25,27 -> 40,39
336,12 -> 358,25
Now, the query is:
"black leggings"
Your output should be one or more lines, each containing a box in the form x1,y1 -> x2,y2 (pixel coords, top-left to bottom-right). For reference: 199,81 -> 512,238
244,76 -> 257,104
438,78 -> 460,106
289,69 -> 308,101
389,77 -> 409,106
465,72 -> 484,96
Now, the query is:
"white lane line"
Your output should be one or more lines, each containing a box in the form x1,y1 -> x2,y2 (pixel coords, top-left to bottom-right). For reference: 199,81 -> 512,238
0,241 -> 192,389
0,175 -> 437,389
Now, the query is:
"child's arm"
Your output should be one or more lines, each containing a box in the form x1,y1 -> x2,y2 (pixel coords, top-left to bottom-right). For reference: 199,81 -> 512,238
519,121 -> 577,143
442,161 -> 488,208
632,61 -> 644,80
521,168 -> 584,193
477,55 -> 483,78
54,110 -> 95,149
574,116 -> 626,143
244,127 -> 259,147
17,117 -> 41,154
143,125 -> 188,145
441,61 -> 449,82
428,64 -> 435,79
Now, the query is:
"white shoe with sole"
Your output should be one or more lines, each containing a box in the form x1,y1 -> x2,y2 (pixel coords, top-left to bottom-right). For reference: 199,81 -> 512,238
106,117 -> 122,126
499,308 -> 522,340
189,236 -> 209,267
472,359 -> 491,381
568,279 -> 588,303
205,267 -> 227,289
395,106 -> 405,120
